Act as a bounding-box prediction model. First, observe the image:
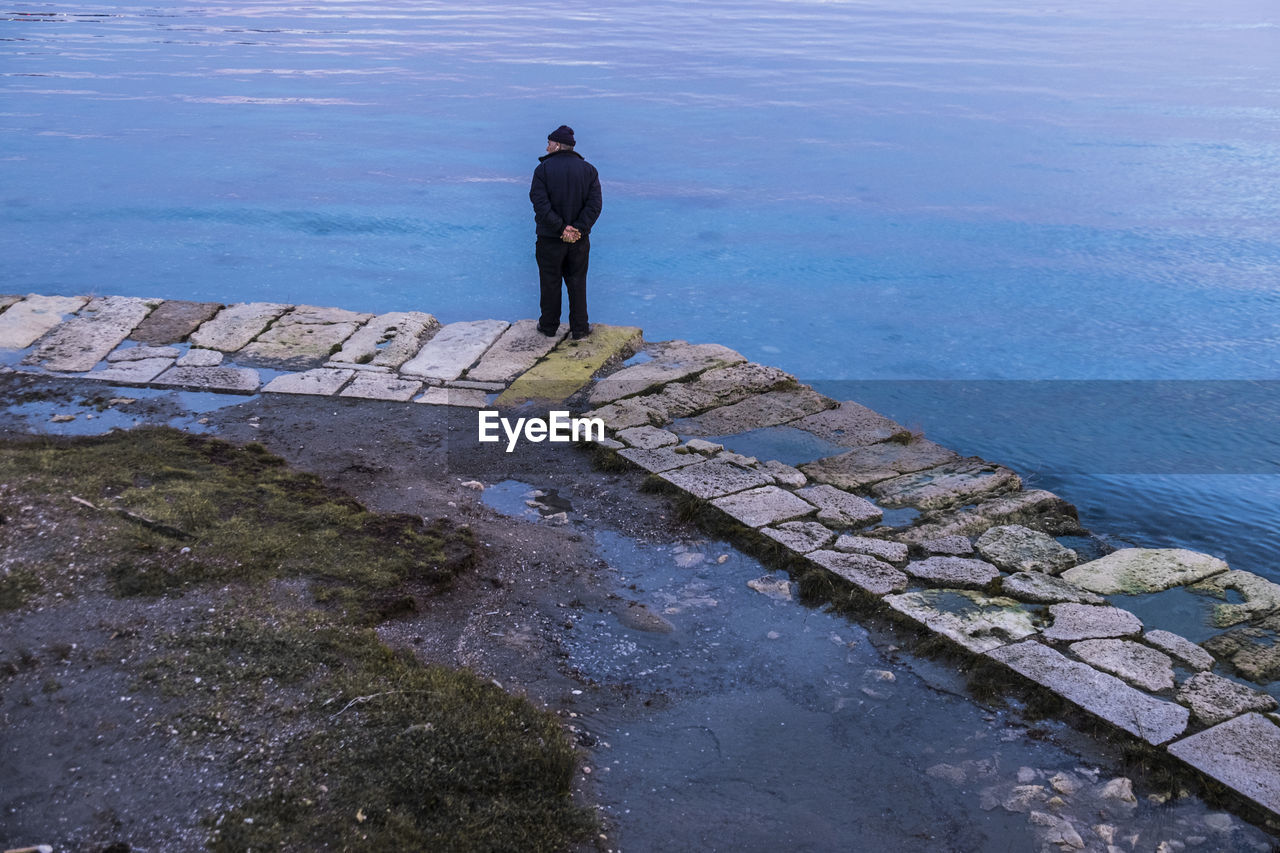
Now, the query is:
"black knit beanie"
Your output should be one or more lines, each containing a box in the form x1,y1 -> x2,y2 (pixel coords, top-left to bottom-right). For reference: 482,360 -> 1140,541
548,125 -> 575,146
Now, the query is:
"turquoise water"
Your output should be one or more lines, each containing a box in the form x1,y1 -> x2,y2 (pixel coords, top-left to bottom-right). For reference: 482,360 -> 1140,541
3,1 -> 1278,573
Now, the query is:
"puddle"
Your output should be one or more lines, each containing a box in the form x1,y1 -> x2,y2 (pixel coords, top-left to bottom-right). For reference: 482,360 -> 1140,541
671,423 -> 846,467
0,386 -> 249,435
480,478 -> 573,521
619,350 -> 655,367
875,504 -> 922,528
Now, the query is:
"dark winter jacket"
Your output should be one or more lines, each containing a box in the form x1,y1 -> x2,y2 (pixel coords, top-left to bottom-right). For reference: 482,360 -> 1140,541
530,149 -> 602,238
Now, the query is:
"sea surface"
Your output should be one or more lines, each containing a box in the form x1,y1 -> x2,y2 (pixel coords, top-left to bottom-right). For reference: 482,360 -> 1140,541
3,1 -> 1278,575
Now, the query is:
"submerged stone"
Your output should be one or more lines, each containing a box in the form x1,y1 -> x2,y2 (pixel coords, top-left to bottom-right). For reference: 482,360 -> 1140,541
760,520 -> 836,554
906,556 -> 1001,589
986,641 -> 1189,745
1177,671 -> 1278,726
1069,639 -> 1175,692
794,484 -> 882,527
1143,629 -> 1215,672
884,588 -> 1039,654
800,437 -> 960,490
808,549 -> 909,596
1168,714 -> 1280,816
870,457 -> 1021,511
1061,548 -> 1229,596
1189,570 -> 1280,628
897,490 -> 1080,546
975,525 -> 1078,575
791,401 -> 906,448
1000,572 -> 1105,606
587,340 -> 744,404
1043,603 -> 1143,642
1202,614 -> 1280,685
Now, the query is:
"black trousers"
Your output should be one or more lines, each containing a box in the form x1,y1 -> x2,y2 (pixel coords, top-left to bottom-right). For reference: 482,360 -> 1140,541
535,235 -> 590,336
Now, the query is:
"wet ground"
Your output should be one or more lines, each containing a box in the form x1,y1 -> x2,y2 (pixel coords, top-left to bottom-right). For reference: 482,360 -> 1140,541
2,373 -> 1276,852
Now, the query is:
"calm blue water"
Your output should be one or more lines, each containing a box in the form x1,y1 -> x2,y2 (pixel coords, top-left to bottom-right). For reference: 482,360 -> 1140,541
3,2 -> 1278,572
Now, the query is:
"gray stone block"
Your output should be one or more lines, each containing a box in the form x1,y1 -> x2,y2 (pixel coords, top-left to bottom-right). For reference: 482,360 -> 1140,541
1203,614 -> 1280,685
152,365 -> 261,394
25,295 -> 157,372
1000,572 -> 1105,606
1070,639 -> 1175,692
712,486 -> 816,528
1177,672 -> 1278,726
1190,570 -> 1280,628
833,534 -> 909,566
1144,629 -> 1215,672
466,318 -> 566,383
659,459 -> 773,499
189,302 -> 291,352
906,556 -> 1001,589
130,300 -> 222,345
263,368 -> 354,396
339,372 -> 423,402
588,340 -> 745,405
871,458 -> 1021,511
400,319 -> 509,382
986,640 -> 1189,745
83,357 -> 175,384
0,294 -> 89,349
616,425 -> 680,450
976,524 -> 1078,575
1168,714 -> 1280,815
760,521 -> 836,554
1043,603 -> 1143,642
329,311 -> 440,369
896,490 -> 1080,546
1061,548 -> 1229,596
759,459 -> 807,487
176,348 -> 224,367
885,589 -> 1039,654
794,484 -> 882,527
415,386 -> 489,408
800,438 -> 961,490
675,387 -> 837,436
447,379 -> 505,391
792,401 -> 906,448
237,305 -> 371,370
106,345 -> 180,362
808,549 -> 909,596
617,446 -> 703,473
922,535 -> 974,556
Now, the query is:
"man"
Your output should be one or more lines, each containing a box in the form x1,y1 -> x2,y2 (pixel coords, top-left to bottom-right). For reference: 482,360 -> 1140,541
529,125 -> 602,339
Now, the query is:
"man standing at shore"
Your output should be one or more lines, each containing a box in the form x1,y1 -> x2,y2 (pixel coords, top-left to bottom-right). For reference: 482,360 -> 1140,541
530,125 -> 602,340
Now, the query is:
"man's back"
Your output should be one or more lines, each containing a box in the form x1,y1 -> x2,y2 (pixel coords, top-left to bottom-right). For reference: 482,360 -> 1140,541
531,149 -> 602,239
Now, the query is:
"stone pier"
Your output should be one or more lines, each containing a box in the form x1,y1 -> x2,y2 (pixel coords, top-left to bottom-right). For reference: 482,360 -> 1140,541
3,291 -> 1279,828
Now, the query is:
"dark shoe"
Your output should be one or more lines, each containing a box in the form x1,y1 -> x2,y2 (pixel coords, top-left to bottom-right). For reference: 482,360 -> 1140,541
536,324 -> 558,337
571,327 -> 591,340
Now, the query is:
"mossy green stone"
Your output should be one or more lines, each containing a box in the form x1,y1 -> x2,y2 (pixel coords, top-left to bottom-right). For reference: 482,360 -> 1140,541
497,324 -> 641,406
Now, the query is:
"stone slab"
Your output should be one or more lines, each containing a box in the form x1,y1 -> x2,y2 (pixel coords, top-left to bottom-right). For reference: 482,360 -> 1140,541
895,490 -> 1080,546
616,425 -> 680,450
976,525 -> 1078,576
759,459 -> 807,488
0,295 -> 20,311
987,641 -> 1190,745
339,372 -> 423,402
871,458 -> 1022,511
588,340 -> 745,405
792,401 -> 906,448
130,300 -> 222,345
447,379 -> 505,392
885,589 -> 1039,654
1168,714 -> 1280,815
496,324 -> 640,406
0,294 -> 89,349
1143,629 -> 1214,672
152,365 -> 261,394
794,484 -> 882,527
106,345 -> 181,362
584,362 -> 795,428
711,485 -> 815,528
800,438 -> 961,490
833,535 -> 909,566
1000,572 -> 1105,606
400,319 -> 510,382
189,302 -> 291,352
236,305 -> 371,370
922,535 -> 974,556
415,386 -> 489,408
617,447 -> 704,473
25,295 -> 156,372
906,556 -> 1002,589
808,549 -> 909,596
82,357 -> 175,385
658,459 -> 773,499
465,318 -> 567,383
760,521 -> 837,554
328,311 -> 440,368
176,348 -> 224,367
1177,672 -> 1278,726
1061,548 -> 1229,596
1043,603 -> 1143,642
263,368 -> 354,396
1203,616 -> 1280,685
676,387 -> 837,436
1070,639 -> 1175,692
1190,570 -> 1280,628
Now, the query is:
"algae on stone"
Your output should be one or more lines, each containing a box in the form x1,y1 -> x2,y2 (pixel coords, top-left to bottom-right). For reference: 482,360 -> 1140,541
1061,548 -> 1228,596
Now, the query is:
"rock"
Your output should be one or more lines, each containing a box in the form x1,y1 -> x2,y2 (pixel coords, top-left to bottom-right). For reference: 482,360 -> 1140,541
1099,777 -> 1136,804
921,535 -> 973,555
415,386 -> 488,408
591,436 -> 625,450
926,763 -> 967,785
152,365 -> 261,393
1001,784 -> 1048,812
1201,812 -> 1234,833
1202,614 -> 1280,684
26,295 -> 156,372
792,401 -> 906,448
615,602 -> 675,633
235,305 -> 372,370
809,549 -> 909,596
1069,639 -> 1175,692
1143,629 -> 1215,672
329,311 -> 440,369
1061,548 -> 1228,595
130,299 -> 222,345
1043,604 -> 1142,642
189,302 -> 291,351
871,458 -> 1022,511
446,378 -> 503,391
1000,572 -> 1106,606
583,362 -> 794,429
1028,811 -> 1085,849
986,641 -> 1189,745
1048,771 -> 1079,796
338,372 -> 423,401
587,340 -> 744,404
496,324 -> 641,406
794,484 -> 882,527
1177,671 -> 1278,726
462,318 -> 567,383
975,525 -> 1078,575
715,450 -> 759,468
583,396 -> 664,431
905,556 -> 1001,589
747,575 -> 794,602
1189,570 -> 1280,628
833,534 -> 908,566
883,589 -> 1038,653
800,437 -> 961,490
760,521 -> 836,554
660,459 -> 774,500
49,414 -> 75,423
106,345 -> 180,362
400,319 -> 510,382
617,446 -> 704,473
83,357 -> 175,384
896,489 -> 1081,546
682,438 -> 723,454
1168,714 -> 1280,816
674,551 -> 705,568
711,485 -> 815,528
0,294 -> 88,349
616,425 -> 680,449
677,387 -> 837,435
263,368 -> 354,396
1017,766 -> 1039,784
758,459 -> 807,488
175,348 -> 224,367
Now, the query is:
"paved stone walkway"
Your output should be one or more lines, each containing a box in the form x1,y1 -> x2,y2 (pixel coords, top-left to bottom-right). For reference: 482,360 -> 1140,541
3,292 -> 1280,826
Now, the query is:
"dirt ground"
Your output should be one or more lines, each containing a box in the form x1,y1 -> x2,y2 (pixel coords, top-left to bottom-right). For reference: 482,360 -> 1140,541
0,375 -> 685,852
